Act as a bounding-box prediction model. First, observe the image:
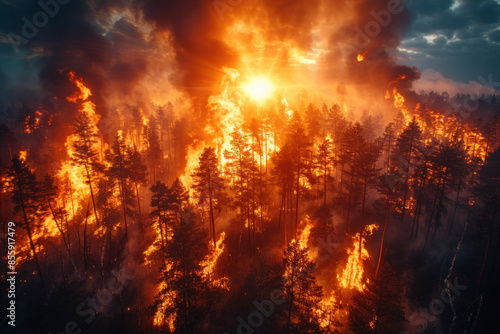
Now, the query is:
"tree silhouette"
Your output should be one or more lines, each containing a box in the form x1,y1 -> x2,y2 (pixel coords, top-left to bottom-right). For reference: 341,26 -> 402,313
42,174 -> 78,275
315,138 -> 334,206
150,213 -> 211,334
127,146 -> 148,235
192,147 -> 225,248
474,147 -> 500,292
224,129 -> 255,254
144,115 -> 162,184
282,240 -> 324,333
349,264 -> 406,334
9,155 -> 47,287
71,111 -> 101,227
424,141 -> 468,246
390,118 -> 423,226
150,181 -> 171,249
106,133 -> 134,239
287,113 -> 313,237
272,144 -> 295,244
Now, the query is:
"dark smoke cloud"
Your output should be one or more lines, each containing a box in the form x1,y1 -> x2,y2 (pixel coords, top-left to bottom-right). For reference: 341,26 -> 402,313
2,1 -> 152,94
0,0 -> 160,139
0,0 -> 420,115
258,0 -> 322,50
140,0 -> 238,95
324,0 -> 420,95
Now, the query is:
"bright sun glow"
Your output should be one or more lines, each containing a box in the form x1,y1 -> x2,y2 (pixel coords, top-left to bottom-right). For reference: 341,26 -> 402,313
243,77 -> 275,102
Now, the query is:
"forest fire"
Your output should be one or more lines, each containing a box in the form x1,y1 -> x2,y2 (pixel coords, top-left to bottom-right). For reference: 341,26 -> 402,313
338,224 -> 378,292
1,0 -> 499,333
151,232 -> 227,330
242,77 -> 275,102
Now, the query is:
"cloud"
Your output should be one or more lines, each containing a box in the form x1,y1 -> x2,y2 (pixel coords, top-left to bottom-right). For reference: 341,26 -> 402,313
400,0 -> 500,83
412,68 -> 499,96
488,28 -> 500,43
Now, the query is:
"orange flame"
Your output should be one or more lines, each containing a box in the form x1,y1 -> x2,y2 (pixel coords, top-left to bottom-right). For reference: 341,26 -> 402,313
19,149 -> 28,162
151,232 -> 228,329
357,51 -> 368,62
66,72 -> 92,103
338,224 -> 378,291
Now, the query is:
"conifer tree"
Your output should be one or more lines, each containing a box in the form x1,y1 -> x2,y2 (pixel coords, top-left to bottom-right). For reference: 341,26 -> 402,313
106,133 -> 134,239
349,264 -> 406,334
42,174 -> 78,274
72,111 -> 101,227
150,213 -> 211,334
287,113 -> 313,237
282,240 -> 324,333
272,144 -> 295,244
9,155 -> 47,287
390,118 -> 423,226
224,129 -> 254,252
192,147 -> 225,248
150,181 -> 170,248
127,146 -> 148,234
315,138 -> 334,206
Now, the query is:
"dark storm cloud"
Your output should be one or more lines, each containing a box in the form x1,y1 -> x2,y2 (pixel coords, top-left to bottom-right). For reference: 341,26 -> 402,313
401,0 -> 500,84
488,29 -> 500,43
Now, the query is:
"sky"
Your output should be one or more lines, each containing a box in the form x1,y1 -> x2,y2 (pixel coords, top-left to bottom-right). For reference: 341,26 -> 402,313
400,0 -> 500,92
0,0 -> 499,107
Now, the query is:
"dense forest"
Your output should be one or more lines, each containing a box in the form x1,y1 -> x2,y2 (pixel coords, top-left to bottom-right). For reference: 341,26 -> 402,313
1,69 -> 500,333
1,0 -> 500,333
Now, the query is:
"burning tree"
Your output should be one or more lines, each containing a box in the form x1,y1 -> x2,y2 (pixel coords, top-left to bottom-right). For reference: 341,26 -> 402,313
2,1 -> 500,332
389,118 -> 423,227
71,111 -> 102,228
106,133 -> 136,240
349,264 -> 406,334
224,129 -> 255,253
150,212 -> 213,334
282,239 -> 324,333
315,138 -> 334,207
192,147 -> 225,248
9,154 -> 47,287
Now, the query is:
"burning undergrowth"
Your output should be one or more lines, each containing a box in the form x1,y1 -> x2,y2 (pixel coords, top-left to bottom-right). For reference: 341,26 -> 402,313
1,0 -> 500,333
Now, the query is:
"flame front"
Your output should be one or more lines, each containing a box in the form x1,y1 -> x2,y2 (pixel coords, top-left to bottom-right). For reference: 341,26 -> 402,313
338,224 -> 378,292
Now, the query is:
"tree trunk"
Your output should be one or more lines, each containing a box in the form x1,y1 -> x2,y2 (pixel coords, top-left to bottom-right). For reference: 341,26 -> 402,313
425,176 -> 443,248
19,186 -> 45,288
476,236 -> 490,294
401,138 -> 414,226
84,202 -> 89,271
448,177 -> 462,235
375,205 -> 390,279
432,174 -> 448,241
410,173 -> 426,240
47,196 -> 79,275
135,182 -> 144,238
252,136 -> 256,256
119,160 -> 128,240
323,161 -> 327,206
362,174 -> 368,216
283,190 -> 287,245
208,185 -> 216,248
295,162 -> 300,238
85,164 -> 100,227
